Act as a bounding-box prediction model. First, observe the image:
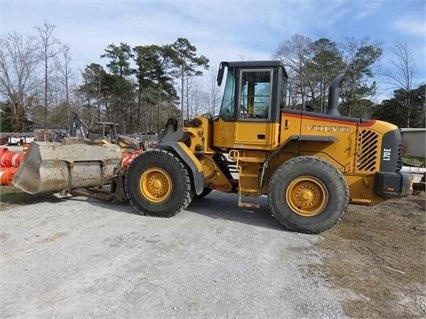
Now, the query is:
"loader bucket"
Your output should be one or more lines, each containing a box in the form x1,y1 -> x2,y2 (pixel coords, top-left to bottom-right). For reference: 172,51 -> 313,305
12,141 -> 122,194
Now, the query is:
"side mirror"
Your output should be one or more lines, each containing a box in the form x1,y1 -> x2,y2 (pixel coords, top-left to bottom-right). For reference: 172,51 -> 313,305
217,62 -> 228,86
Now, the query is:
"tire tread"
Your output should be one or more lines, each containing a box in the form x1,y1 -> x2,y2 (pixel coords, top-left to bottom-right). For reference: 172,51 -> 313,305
124,149 -> 193,218
269,156 -> 349,234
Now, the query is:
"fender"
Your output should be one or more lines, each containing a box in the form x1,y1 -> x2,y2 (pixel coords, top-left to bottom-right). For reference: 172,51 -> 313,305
157,142 -> 205,196
259,134 -> 338,188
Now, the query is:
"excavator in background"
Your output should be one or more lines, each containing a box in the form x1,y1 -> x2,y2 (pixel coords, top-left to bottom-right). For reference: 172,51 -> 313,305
68,112 -> 91,139
12,60 -> 413,234
68,112 -> 142,152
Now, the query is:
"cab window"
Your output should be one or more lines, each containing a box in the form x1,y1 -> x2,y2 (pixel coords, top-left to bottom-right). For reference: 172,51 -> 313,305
238,69 -> 272,120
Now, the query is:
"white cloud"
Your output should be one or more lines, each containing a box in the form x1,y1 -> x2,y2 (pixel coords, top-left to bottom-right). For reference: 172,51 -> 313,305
39,1 -> 314,71
352,0 -> 385,20
393,19 -> 426,37
1,0 -> 425,88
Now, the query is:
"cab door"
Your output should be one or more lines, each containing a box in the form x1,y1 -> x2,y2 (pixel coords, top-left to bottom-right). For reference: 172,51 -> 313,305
234,68 -> 278,150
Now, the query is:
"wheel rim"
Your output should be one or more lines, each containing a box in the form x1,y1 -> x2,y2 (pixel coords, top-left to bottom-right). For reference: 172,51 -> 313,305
286,176 -> 328,217
140,167 -> 172,203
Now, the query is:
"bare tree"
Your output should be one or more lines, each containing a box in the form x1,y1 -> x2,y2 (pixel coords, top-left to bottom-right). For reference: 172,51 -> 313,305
35,21 -> 61,134
55,44 -> 73,112
185,77 -> 207,118
384,40 -> 417,127
387,41 -> 416,91
204,67 -> 221,115
339,36 -> 382,117
273,34 -> 312,109
184,76 -> 192,119
0,32 -> 40,131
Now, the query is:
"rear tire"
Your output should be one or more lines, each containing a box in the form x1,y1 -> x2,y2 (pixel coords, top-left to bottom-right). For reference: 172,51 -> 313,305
268,156 -> 349,234
124,148 -> 193,217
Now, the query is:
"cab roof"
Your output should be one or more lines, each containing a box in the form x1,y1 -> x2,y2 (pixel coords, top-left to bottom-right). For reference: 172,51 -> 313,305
219,60 -> 288,78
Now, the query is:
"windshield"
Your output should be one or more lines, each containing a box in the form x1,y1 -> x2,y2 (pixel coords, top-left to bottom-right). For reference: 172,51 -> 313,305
219,70 -> 236,120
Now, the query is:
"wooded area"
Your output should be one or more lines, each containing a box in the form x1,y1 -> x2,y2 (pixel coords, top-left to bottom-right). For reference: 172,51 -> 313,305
0,22 -> 424,135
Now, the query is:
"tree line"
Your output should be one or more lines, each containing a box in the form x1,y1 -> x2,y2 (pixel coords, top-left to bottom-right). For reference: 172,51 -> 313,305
273,34 -> 424,127
0,22 -> 211,134
0,22 -> 424,134
79,39 -> 209,135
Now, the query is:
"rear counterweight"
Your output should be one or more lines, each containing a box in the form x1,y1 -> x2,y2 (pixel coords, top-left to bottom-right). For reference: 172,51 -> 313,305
375,129 -> 413,197
379,129 -> 403,172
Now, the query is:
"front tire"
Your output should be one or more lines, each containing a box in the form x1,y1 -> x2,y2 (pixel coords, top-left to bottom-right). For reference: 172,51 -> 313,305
268,156 -> 349,234
124,148 -> 193,217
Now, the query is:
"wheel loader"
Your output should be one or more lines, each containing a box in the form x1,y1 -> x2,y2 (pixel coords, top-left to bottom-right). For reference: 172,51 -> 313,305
12,60 -> 413,234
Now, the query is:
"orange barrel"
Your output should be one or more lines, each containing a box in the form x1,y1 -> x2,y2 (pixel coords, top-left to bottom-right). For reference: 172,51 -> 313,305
0,150 -> 17,167
11,152 -> 25,167
0,150 -> 23,167
121,153 -> 134,168
121,149 -> 144,169
0,166 -> 17,186
0,147 -> 9,158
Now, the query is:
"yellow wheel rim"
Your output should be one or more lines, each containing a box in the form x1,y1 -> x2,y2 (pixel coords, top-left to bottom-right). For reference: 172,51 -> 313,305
286,176 -> 328,217
140,167 -> 172,203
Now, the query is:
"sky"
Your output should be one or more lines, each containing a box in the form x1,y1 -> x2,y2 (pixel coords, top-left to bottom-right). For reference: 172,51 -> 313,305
1,0 -> 425,100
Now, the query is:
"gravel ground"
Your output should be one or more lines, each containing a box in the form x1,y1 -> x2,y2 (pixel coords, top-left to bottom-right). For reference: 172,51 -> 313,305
0,191 -> 347,319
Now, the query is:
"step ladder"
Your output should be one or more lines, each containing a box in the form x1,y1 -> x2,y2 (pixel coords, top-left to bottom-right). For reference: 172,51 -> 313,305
229,150 -> 265,208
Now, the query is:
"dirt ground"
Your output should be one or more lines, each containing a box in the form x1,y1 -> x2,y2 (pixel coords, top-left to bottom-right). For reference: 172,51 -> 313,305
1,186 -> 425,319
311,191 -> 426,319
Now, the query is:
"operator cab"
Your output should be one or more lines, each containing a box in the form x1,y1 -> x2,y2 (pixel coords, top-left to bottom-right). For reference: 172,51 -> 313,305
213,61 -> 288,150
217,61 -> 288,123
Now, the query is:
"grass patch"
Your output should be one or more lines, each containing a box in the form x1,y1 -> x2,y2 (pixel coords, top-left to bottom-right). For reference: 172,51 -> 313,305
403,156 -> 425,167
0,186 -> 59,211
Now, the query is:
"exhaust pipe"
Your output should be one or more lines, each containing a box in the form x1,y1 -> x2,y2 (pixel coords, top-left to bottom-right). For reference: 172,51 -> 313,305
327,73 -> 345,116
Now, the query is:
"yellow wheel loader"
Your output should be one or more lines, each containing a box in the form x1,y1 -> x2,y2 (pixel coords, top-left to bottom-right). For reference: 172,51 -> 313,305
124,60 -> 413,233
13,60 -> 413,234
